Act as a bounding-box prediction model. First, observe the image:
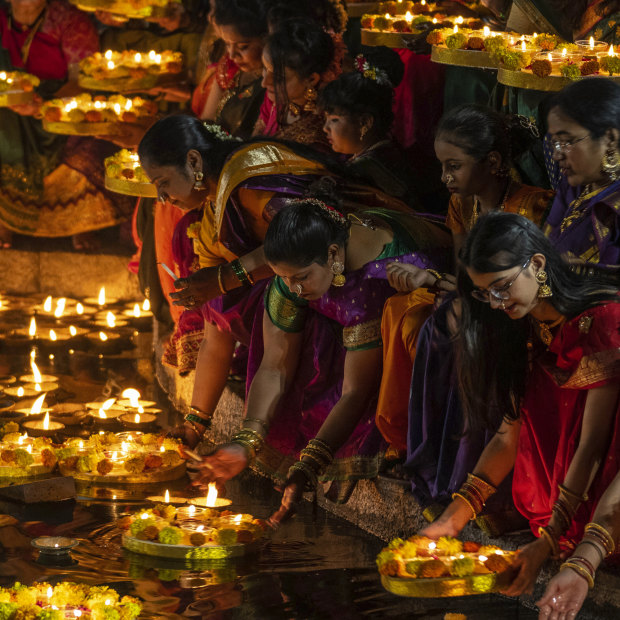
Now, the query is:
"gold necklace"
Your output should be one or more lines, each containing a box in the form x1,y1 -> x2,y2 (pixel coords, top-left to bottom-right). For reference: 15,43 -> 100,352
559,183 -> 611,233
532,314 -> 565,347
471,179 -> 513,228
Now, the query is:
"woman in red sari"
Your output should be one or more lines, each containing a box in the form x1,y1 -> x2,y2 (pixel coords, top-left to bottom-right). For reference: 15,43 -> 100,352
0,0 -> 133,248
422,212 -> 620,596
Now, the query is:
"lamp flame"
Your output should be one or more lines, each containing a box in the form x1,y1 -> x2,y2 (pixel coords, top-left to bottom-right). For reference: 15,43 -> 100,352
590,36 -> 595,49
31,358 -> 42,384
99,332 -> 108,341
134,413 -> 140,423
104,49 -> 112,60
404,11 -> 412,24
47,586 -> 53,600
483,26 -> 490,37
30,393 -> 46,415
453,24 -> 458,33
43,296 -> 52,312
206,482 -> 218,507
70,325 -> 77,336
29,316 -> 37,338
17,387 -> 24,397
102,398 -> 115,410
521,40 -> 526,52
456,15 -> 464,24
134,52 -> 141,62
188,504 -> 196,516
54,297 -> 66,318
143,299 -> 150,311
164,489 -> 170,503
43,412 -> 50,430
609,44 -> 615,57
98,287 -> 106,306
562,47 -> 567,57
233,514 -> 242,524
49,329 -> 57,341
76,302 -> 84,315
98,408 -> 107,419
122,388 -> 141,408
106,311 -> 116,328
133,303 -> 140,317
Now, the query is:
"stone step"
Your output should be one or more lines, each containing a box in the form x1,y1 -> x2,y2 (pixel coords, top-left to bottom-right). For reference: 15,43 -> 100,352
0,247 -> 141,300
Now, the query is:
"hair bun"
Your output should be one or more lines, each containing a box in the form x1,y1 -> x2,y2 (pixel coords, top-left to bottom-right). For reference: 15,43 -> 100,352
357,46 -> 404,88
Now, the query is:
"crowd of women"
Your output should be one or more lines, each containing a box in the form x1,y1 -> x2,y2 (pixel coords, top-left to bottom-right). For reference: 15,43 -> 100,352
2,0 -> 620,616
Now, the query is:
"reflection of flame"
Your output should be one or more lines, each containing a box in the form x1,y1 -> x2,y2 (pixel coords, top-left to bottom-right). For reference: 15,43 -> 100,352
102,398 -> 115,410
206,483 -> 218,507
143,299 -> 150,311
104,49 -> 112,60
70,325 -> 77,336
98,287 -> 106,306
111,451 -> 117,461
133,303 -> 140,317
98,409 -> 107,419
428,542 -> 437,551
106,311 -> 116,328
160,445 -> 165,452
35,384 -> 42,392
43,412 -> 50,430
164,489 -> 170,503
26,444 -> 32,453
76,302 -> 84,315
478,555 -> 488,562
134,413 -> 140,423
43,296 -> 52,312
29,316 -> 37,338
233,514 -> 242,524
31,359 -> 42,384
122,388 -> 141,408
17,435 -> 24,445
54,298 -> 66,318
140,513 -> 149,519
49,329 -> 57,341
47,586 -> 53,599
17,387 -> 24,397
196,525 -> 204,532
30,394 -> 46,415
188,504 -> 196,516
99,332 -> 108,341
121,441 -> 129,452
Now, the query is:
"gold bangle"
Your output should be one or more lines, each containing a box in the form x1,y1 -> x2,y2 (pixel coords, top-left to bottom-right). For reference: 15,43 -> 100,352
538,525 -> 560,557
425,268 -> 443,283
243,417 -> 269,433
452,492 -> 478,520
558,483 -> 588,503
560,560 -> 595,589
467,473 -> 497,499
584,522 -> 615,555
217,264 -> 227,295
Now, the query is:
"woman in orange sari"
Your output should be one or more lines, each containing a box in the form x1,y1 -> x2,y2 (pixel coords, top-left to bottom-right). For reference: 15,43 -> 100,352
377,105 -> 553,475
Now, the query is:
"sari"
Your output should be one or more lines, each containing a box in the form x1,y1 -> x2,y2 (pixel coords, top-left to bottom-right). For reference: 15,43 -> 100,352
0,0 -> 134,237
516,301 -> 620,545
402,186 -> 554,534
544,177 -> 620,271
246,209 -> 451,500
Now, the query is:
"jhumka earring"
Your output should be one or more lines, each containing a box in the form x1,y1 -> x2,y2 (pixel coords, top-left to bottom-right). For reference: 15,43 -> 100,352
194,170 -> 204,189
535,270 -> 553,298
602,148 -> 620,181
303,86 -> 317,113
331,261 -> 345,287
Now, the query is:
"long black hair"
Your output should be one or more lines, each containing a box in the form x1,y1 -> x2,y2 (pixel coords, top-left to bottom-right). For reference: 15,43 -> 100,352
264,180 -> 349,267
436,104 -> 538,171
212,0 -> 274,38
319,45 -> 403,138
457,211 -> 618,431
266,19 -> 335,124
267,0 -> 347,33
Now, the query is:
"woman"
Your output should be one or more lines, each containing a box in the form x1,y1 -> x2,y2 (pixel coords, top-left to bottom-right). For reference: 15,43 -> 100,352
538,470 -> 619,619
377,105 -> 553,471
192,192 -> 451,523
320,45 -> 435,212
138,115 -> 415,445
191,0 -> 269,139
544,77 -> 620,273
422,212 -> 620,596
254,19 -> 341,150
0,0 -> 134,249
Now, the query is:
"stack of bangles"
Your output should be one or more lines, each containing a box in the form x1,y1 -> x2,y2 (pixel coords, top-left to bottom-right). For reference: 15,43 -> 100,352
539,483 -> 588,559
217,258 -> 255,295
184,407 -> 212,436
426,268 -> 447,292
288,438 -> 334,492
230,427 -> 264,465
452,473 -> 497,520
560,521 -> 615,590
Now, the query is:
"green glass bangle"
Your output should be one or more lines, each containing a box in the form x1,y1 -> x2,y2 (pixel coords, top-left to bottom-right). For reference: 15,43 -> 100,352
230,259 -> 252,287
185,413 -> 211,428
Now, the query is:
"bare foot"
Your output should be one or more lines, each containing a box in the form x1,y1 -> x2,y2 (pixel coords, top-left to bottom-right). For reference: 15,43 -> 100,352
0,223 -> 12,249
72,231 -> 100,252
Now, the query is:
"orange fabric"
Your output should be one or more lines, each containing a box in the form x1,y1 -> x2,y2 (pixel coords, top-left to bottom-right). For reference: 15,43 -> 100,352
375,288 -> 436,452
154,201 -> 185,324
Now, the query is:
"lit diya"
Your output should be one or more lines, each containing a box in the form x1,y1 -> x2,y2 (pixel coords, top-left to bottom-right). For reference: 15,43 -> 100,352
117,388 -> 156,409
86,330 -> 122,352
22,411 -> 65,437
93,310 -> 129,328
83,286 -> 119,308
146,488 -> 189,505
87,398 -> 126,427
19,358 -> 59,386
120,411 -> 157,430
0,374 -> 17,387
8,316 -> 39,344
50,403 -> 87,426
188,483 -> 233,509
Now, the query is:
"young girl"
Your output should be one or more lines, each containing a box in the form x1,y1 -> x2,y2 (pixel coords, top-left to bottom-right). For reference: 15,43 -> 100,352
422,212 -> 620,596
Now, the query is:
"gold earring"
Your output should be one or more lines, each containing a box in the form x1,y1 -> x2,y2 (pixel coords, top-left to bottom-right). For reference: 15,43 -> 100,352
535,270 -> 552,298
360,125 -> 368,140
331,261 -> 345,287
194,170 -> 204,189
303,86 -> 317,113
602,148 -> 620,181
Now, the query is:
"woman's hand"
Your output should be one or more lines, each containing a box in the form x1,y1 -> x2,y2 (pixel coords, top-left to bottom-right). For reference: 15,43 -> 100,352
386,263 -> 437,293
267,469 -> 307,528
418,496 -> 473,539
502,538 -> 551,597
94,10 -> 128,26
170,266 -> 222,308
537,567 -> 589,619
191,443 -> 248,491
9,93 -> 43,118
167,423 -> 203,449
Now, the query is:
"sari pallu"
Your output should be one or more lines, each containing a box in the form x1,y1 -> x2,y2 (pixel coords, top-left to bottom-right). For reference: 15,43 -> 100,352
516,301 -> 620,546
245,209 -> 451,500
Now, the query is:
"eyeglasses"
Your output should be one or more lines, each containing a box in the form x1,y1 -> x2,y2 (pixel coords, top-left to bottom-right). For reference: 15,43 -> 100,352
550,134 -> 589,153
471,258 -> 531,303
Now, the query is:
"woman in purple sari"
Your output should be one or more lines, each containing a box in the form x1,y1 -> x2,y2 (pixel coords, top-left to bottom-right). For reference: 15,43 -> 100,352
193,189 -> 450,522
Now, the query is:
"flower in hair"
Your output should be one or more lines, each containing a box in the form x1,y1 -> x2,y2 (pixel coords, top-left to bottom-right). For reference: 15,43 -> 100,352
291,197 -> 348,225
354,54 -> 392,87
203,122 -> 242,142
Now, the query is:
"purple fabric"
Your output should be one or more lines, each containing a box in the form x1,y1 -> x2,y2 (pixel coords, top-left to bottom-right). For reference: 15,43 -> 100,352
546,177 -> 620,269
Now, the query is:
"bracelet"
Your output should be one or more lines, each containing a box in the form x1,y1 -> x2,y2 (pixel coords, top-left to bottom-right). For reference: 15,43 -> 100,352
425,268 -> 443,283
230,427 -> 264,465
189,406 -> 211,419
538,525 -> 561,558
217,264 -> 228,295
551,497 -> 574,533
584,522 -> 615,556
185,413 -> 211,428
243,417 -> 269,433
452,492 -> 478,520
466,473 -> 497,499
300,451 -> 326,474
569,555 -> 596,576
578,539 -> 606,563
230,259 -> 254,287
288,460 -> 318,491
560,560 -> 595,589
183,418 -> 204,437
559,483 -> 588,503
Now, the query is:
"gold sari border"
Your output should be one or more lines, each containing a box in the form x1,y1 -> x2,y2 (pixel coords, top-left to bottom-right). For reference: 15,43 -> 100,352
343,319 -> 382,350
554,348 -> 620,389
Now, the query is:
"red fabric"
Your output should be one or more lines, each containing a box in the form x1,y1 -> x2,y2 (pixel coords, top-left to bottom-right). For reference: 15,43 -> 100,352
0,0 -> 98,80
191,55 -> 239,118
515,302 -> 620,547
392,50 -> 445,153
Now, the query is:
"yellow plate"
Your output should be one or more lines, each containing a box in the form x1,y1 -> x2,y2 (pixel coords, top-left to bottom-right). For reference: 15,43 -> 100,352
0,464 -> 53,479
70,0 -> 177,18
78,74 -> 158,93
58,459 -> 186,483
43,120 -> 123,136
431,45 -> 498,69
381,569 -> 513,598
105,175 -> 158,198
361,29 -> 423,49
0,90 -> 34,107
122,533 -> 260,560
